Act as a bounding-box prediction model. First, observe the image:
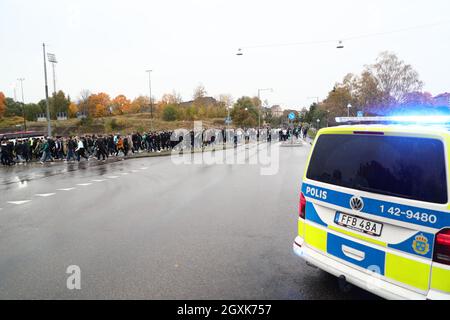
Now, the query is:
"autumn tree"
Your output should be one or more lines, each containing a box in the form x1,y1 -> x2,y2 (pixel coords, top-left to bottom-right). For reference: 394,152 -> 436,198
78,89 -> 91,116
87,92 -> 111,117
193,85 -> 207,100
68,102 -> 79,118
131,96 -> 150,114
217,94 -> 234,108
111,94 -> 131,115
0,92 -> 5,118
161,91 -> 182,105
368,51 -> 423,105
319,83 -> 355,125
231,97 -> 258,127
95,104 -> 108,117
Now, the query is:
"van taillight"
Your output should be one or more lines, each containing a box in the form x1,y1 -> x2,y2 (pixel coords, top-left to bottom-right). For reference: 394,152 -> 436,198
434,229 -> 450,265
299,192 -> 306,219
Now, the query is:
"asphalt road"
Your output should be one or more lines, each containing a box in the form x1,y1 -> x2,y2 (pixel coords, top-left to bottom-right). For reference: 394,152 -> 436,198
0,143 -> 377,299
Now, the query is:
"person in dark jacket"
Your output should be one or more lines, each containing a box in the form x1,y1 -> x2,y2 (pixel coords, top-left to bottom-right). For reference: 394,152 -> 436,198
66,137 -> 77,162
95,135 -> 108,161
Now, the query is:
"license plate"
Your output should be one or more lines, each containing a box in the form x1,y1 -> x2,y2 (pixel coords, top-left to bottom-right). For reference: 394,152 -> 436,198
334,212 -> 383,237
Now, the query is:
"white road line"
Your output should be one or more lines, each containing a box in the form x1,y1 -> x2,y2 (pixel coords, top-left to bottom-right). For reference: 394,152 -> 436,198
8,200 -> 31,205
35,193 -> 56,197
120,173 -> 129,175
92,179 -> 106,182
107,176 -> 119,179
140,167 -> 149,170
57,188 -> 76,191
77,183 -> 92,186
131,170 -> 139,173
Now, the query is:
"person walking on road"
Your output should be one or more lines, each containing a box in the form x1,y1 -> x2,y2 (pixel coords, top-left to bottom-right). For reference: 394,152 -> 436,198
95,135 -> 108,161
40,138 -> 53,164
75,137 -> 89,162
66,137 -> 77,162
115,136 -> 125,156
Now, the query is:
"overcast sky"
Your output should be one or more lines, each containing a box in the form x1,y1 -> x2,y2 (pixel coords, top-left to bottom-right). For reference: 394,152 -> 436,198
1,0 -> 449,110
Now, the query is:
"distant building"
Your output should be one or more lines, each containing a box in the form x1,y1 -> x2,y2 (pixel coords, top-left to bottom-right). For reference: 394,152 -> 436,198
270,105 -> 283,117
433,93 -> 450,107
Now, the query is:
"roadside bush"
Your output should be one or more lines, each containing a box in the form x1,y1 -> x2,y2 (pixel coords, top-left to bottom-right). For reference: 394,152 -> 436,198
78,117 -> 93,127
162,105 -> 177,122
105,118 -> 119,132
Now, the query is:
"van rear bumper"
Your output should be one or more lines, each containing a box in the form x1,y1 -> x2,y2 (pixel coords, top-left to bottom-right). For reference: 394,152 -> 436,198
293,236 -> 450,300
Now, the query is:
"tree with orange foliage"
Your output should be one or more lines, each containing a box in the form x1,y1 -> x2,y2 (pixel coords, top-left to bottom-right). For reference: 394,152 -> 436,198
112,95 -> 132,115
68,102 -> 79,118
131,96 -> 150,114
95,104 -> 108,117
0,91 -> 6,118
87,93 -> 111,117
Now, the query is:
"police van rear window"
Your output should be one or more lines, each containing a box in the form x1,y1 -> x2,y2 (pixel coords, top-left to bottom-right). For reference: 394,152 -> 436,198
306,134 -> 447,204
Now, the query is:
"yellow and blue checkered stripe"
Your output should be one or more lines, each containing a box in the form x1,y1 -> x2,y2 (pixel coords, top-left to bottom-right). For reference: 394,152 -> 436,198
302,198 -> 434,292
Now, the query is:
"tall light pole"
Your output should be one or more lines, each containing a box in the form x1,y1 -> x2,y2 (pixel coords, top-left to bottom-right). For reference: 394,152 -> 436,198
43,43 -> 52,137
257,88 -> 273,133
347,103 -> 352,117
146,70 -> 153,131
17,78 -> 26,131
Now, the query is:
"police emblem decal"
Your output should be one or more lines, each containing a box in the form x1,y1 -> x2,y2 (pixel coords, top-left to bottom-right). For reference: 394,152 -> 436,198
412,234 -> 430,255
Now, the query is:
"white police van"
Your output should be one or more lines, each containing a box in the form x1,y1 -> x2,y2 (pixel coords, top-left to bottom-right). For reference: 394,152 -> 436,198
293,116 -> 450,300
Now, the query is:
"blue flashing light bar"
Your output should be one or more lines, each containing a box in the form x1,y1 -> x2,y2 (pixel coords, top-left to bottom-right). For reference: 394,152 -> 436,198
336,116 -> 450,124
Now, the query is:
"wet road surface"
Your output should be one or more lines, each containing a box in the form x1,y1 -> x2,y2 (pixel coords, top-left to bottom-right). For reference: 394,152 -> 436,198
0,143 -> 378,299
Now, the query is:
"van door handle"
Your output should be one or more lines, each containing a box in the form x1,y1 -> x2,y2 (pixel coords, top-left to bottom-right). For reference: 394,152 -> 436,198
342,245 -> 366,261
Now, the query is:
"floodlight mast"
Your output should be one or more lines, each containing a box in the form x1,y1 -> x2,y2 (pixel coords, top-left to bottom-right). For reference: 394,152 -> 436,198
47,53 -> 58,95
43,43 -> 52,137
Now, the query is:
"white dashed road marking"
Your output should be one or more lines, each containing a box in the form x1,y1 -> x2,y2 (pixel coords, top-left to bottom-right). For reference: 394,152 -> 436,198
8,200 -> 31,205
107,176 -> 119,179
57,188 -> 76,191
92,179 -> 106,182
35,193 -> 56,197
120,173 -> 129,175
77,183 -> 92,186
131,170 -> 139,173
140,167 -> 148,170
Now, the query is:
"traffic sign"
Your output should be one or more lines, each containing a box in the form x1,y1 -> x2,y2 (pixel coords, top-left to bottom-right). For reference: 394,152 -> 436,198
288,112 -> 296,120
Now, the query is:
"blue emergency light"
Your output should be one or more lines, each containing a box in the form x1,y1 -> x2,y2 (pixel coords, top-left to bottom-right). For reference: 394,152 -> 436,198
335,116 -> 450,125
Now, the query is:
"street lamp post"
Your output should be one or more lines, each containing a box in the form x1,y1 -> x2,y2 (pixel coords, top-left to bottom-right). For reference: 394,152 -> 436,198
257,88 -> 273,138
43,43 -> 52,137
17,78 -> 26,131
146,70 -> 153,131
347,104 -> 352,117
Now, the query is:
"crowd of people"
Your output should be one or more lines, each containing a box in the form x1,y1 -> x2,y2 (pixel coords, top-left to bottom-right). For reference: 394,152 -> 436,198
1,126 -> 308,166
